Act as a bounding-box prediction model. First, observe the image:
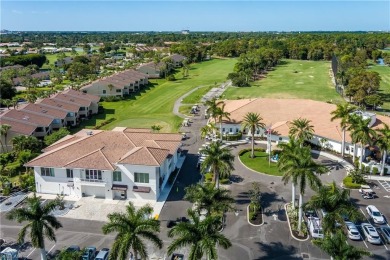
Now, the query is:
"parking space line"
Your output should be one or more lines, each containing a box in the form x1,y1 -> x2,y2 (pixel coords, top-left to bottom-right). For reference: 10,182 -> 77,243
359,207 -> 388,250
361,238 -> 369,248
25,248 -> 36,258
47,244 -> 56,254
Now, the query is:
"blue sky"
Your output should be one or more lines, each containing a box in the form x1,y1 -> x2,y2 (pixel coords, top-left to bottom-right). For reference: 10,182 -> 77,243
1,1 -> 389,31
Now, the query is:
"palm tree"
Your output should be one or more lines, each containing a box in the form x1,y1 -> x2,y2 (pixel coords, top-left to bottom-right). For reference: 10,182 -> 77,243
6,193 -> 63,260
277,138 -> 300,208
330,103 -> 356,157
278,139 -> 326,231
1,99 -> 12,109
200,140 -> 235,189
348,115 -> 376,167
12,135 -> 41,154
313,230 -> 371,260
214,103 -> 231,141
288,118 -> 314,147
0,124 -> 11,152
204,97 -> 223,126
241,112 -> 265,158
376,124 -> 390,176
200,123 -> 216,140
167,209 -> 232,260
184,184 -> 235,216
305,181 -> 363,235
102,202 -> 162,260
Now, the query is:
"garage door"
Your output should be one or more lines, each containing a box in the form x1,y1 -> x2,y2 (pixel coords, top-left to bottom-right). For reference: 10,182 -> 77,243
83,186 -> 105,198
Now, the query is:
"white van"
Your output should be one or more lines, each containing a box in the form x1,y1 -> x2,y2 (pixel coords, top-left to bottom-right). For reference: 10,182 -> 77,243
308,217 -> 324,239
95,250 -> 109,260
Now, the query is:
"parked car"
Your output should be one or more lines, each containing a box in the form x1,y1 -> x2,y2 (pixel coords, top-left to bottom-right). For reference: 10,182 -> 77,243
361,223 -> 381,244
304,209 -> 318,219
345,222 -> 361,240
379,227 -> 390,244
307,217 -> 324,239
171,253 -> 184,260
66,245 -> 80,252
95,248 -> 109,260
366,205 -> 385,224
82,246 -> 97,260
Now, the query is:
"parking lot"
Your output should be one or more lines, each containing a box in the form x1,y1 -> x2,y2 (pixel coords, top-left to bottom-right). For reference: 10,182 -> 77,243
377,180 -> 390,192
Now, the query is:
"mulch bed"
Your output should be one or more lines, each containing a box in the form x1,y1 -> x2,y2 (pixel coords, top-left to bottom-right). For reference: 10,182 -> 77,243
292,230 -> 308,240
249,211 -> 263,225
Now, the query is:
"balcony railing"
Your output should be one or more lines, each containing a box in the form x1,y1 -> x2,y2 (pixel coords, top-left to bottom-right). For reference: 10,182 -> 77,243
79,178 -> 106,183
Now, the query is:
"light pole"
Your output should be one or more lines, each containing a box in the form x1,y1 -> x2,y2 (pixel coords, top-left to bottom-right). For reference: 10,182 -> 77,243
266,124 -> 272,166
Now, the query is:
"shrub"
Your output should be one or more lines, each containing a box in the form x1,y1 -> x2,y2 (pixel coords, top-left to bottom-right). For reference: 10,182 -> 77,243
93,118 -> 116,129
220,178 -> 230,184
238,148 -> 265,156
343,176 -> 362,189
101,96 -> 122,102
204,172 -> 213,182
167,75 -> 176,81
372,167 -> 379,175
385,168 -> 389,175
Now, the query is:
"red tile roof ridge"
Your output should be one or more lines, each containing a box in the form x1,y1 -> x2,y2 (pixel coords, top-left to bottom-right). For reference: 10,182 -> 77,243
98,149 -> 115,170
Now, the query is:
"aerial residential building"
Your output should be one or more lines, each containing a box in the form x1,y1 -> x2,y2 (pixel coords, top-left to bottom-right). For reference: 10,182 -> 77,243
25,128 -> 183,202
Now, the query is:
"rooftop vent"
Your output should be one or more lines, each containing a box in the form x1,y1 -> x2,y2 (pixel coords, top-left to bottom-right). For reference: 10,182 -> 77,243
86,131 -> 93,136
22,116 -> 29,120
42,110 -> 47,113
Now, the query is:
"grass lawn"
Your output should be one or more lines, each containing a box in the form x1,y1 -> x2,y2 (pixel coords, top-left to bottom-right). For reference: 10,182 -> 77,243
224,59 -> 342,103
239,150 -> 282,177
71,58 -> 236,133
179,104 -> 194,117
181,84 -> 215,104
368,64 -> 390,110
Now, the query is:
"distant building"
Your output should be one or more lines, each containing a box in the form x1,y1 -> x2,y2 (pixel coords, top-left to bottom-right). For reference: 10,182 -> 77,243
181,30 -> 190,35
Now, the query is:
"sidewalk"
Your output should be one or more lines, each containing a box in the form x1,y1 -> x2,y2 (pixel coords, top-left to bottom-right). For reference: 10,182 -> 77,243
152,154 -> 186,219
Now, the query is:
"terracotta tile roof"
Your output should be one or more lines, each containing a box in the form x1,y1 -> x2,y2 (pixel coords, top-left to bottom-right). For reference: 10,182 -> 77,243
170,54 -> 187,62
63,89 -> 100,103
52,93 -> 91,107
0,117 -> 36,135
1,109 -> 53,126
26,128 -> 182,170
22,103 -> 67,119
222,98 -> 390,143
39,98 -> 80,112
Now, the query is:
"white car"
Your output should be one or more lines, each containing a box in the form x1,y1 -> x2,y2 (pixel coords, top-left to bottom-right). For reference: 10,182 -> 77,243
345,222 -> 361,240
361,223 -> 381,244
366,205 -> 385,224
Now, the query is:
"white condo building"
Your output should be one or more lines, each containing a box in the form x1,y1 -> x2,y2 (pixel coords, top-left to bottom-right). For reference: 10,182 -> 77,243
26,128 -> 183,202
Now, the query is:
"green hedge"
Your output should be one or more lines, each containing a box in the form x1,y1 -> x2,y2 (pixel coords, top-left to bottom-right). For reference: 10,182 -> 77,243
238,148 -> 265,156
93,118 -> 116,129
343,176 -> 361,189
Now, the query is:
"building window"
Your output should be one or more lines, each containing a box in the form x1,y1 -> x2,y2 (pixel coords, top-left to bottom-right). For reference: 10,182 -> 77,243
41,167 -> 54,177
67,112 -> 75,117
134,172 -> 149,183
102,90 -> 106,94
229,128 -> 232,133
79,107 -> 86,111
116,89 -> 121,93
86,169 -> 102,180
66,169 -> 73,178
113,171 -> 122,182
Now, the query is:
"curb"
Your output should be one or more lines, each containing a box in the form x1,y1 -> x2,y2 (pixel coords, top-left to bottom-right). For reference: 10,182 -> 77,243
284,203 -> 310,242
247,205 -> 264,226
237,155 -> 282,178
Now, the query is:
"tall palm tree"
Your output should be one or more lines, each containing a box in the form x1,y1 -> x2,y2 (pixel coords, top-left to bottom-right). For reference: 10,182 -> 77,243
330,103 -> 356,157
1,99 -> 13,109
241,112 -> 265,158
200,123 -> 216,140
277,138 -> 301,208
214,103 -> 231,141
6,193 -> 63,260
102,202 -> 162,260
305,181 -> 363,235
289,118 -> 314,147
200,140 -> 235,189
204,97 -> 223,122
278,139 -> 326,231
0,124 -> 11,152
376,123 -> 390,176
348,115 -> 376,167
12,135 -> 41,154
313,230 -> 371,260
167,209 -> 232,260
184,184 -> 235,216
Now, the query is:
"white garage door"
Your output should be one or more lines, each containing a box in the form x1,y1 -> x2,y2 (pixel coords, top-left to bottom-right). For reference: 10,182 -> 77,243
83,186 -> 105,198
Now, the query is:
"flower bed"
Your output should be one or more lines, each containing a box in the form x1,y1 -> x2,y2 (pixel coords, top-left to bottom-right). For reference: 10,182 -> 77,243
286,203 -> 308,240
248,204 -> 263,225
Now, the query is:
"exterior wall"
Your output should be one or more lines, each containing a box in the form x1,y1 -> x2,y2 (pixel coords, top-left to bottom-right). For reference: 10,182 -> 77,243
89,102 -> 99,115
83,84 -> 124,97
117,164 -> 158,201
32,124 -> 53,138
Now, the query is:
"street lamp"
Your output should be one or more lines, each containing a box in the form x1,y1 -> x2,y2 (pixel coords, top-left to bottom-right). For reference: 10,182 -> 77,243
266,124 -> 272,166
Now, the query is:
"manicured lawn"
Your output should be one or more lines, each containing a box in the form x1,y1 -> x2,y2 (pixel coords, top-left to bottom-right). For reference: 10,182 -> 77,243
181,84 -> 215,104
368,64 -> 390,110
224,59 -> 342,103
179,104 -> 194,117
239,150 -> 282,177
71,58 -> 236,133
